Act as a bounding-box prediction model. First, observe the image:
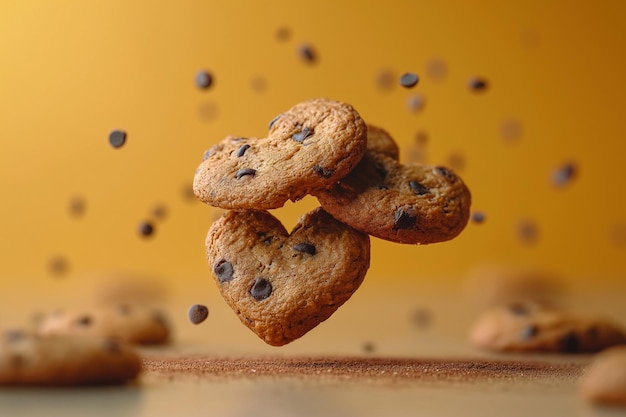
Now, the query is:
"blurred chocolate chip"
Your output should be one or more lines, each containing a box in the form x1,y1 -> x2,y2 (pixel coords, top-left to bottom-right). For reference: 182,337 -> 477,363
468,77 -> 488,92
250,75 -> 267,93
520,325 -> 538,340
275,26 -> 291,42
235,168 -> 256,179
375,68 -> 395,91
411,308 -> 433,330
313,165 -> 333,178
394,207 -> 417,230
551,161 -> 578,188
499,118 -> 523,143
399,72 -> 419,88
298,43 -> 317,64
138,221 -> 155,237
236,144 -> 251,157
406,94 -> 426,113
362,341 -> 376,354
103,338 -> 122,354
151,204 -> 168,221
187,304 -> 209,325
195,70 -> 213,90
181,182 -> 197,202
517,219 -> 539,245
75,315 -> 92,327
435,166 -> 457,182
48,256 -> 69,277
586,326 -> 599,339
447,152 -> 466,172
415,130 -> 428,146
152,310 -> 168,327
293,243 -> 316,255
471,211 -> 486,224
250,278 -> 272,301
214,259 -> 234,283
425,58 -> 448,81
374,184 -> 389,190
292,127 -> 313,142
268,113 -> 282,130
262,236 -> 273,246
409,181 -> 429,195
109,130 -> 127,148
508,303 -> 530,316
4,329 -> 26,343
197,101 -> 219,121
559,332 -> 580,353
69,196 -> 86,218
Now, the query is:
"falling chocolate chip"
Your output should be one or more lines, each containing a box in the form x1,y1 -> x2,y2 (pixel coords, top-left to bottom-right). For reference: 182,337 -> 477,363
250,75 -> 267,93
406,94 -> 426,113
75,315 -> 92,327
409,181 -> 429,195
559,332 -> 580,353
517,219 -> 539,245
520,325 -> 538,340
235,168 -> 256,179
313,165 -> 333,178
362,341 -> 376,354
214,259 -> 234,283
151,204 -> 168,221
138,221 -> 155,237
292,127 -> 313,143
195,70 -> 213,90
236,144 -> 251,157
399,72 -> 419,88
48,256 -> 69,277
293,242 -> 316,255
275,26 -> 291,42
471,211 -> 486,224
298,43 -> 317,64
468,77 -> 488,92
268,113 -> 282,130
69,196 -> 86,218
250,278 -> 272,301
109,130 -> 126,148
499,118 -> 523,143
411,308 -> 433,330
187,304 -> 209,325
394,207 -> 417,230
425,58 -> 448,81
375,68 -> 396,91
551,161 -> 577,187
435,166 -> 457,182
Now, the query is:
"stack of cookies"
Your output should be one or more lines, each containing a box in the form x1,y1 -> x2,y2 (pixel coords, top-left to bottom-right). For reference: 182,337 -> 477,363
193,98 -> 472,346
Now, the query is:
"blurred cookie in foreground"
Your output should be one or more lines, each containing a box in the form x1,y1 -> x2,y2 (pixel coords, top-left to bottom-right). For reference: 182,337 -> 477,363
0,331 -> 141,386
580,346 -> 626,406
463,263 -> 565,310
36,305 -> 170,345
469,303 -> 626,353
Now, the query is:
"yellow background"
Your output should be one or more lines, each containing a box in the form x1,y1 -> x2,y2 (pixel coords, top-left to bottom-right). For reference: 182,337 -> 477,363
1,0 -> 626,317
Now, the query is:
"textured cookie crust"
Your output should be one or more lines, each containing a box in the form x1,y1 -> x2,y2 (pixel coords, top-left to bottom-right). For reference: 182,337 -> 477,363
193,98 -> 368,210
36,305 -> 170,345
0,332 -> 141,385
469,304 -> 626,353
366,125 -> 399,160
580,346 -> 626,405
315,150 -> 471,244
206,207 -> 370,346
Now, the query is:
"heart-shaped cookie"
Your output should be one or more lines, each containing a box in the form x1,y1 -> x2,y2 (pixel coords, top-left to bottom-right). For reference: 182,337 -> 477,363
193,98 -> 368,210
205,207 -> 370,346
315,145 -> 471,244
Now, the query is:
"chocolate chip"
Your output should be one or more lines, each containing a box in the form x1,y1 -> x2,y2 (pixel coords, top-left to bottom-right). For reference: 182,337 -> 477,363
250,278 -> 272,301
292,127 -> 313,143
499,118 -> 523,142
236,144 -> 251,157
551,162 -> 577,187
374,184 -> 389,190
468,77 -> 488,92
298,43 -> 317,64
362,341 -> 376,353
435,166 -> 457,182
275,26 -> 291,42
195,70 -> 213,90
373,163 -> 388,179
375,68 -> 395,91
406,94 -> 426,113
235,168 -> 256,179
268,113 -> 282,130
69,196 -> 86,218
393,207 -> 417,230
400,72 -> 419,88
187,304 -> 209,325
109,130 -> 126,148
76,315 -> 92,327
151,204 -> 168,221
293,243 -> 316,255
409,181 -> 429,195
559,332 -> 580,353
263,236 -> 273,246
471,211 -> 486,224
202,149 -> 213,161
520,325 -> 538,340
425,58 -> 448,81
48,256 -> 69,277
138,221 -> 155,237
313,165 -> 333,178
517,219 -> 539,245
214,259 -> 234,283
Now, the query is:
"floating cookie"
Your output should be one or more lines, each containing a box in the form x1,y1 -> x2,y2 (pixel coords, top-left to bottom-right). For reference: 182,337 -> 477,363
469,303 -> 626,353
580,346 -> 626,405
206,207 -> 370,346
315,147 -> 471,244
0,331 -> 141,386
193,98 -> 368,210
36,305 -> 170,345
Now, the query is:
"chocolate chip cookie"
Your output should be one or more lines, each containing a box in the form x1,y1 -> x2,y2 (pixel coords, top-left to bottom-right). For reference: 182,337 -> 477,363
206,207 -> 370,346
0,331 -> 141,385
36,305 -> 170,345
193,98 -> 368,210
469,303 -> 626,353
315,148 -> 471,244
580,346 -> 626,405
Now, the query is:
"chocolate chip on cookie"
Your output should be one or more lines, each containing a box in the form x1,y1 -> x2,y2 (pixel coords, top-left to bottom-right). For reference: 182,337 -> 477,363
205,207 -> 370,346
193,98 -> 368,210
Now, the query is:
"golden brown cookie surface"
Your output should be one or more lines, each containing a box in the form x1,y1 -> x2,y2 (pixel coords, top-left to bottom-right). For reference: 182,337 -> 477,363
0,331 -> 141,386
206,207 -> 370,346
193,98 -> 368,210
469,303 -> 626,353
